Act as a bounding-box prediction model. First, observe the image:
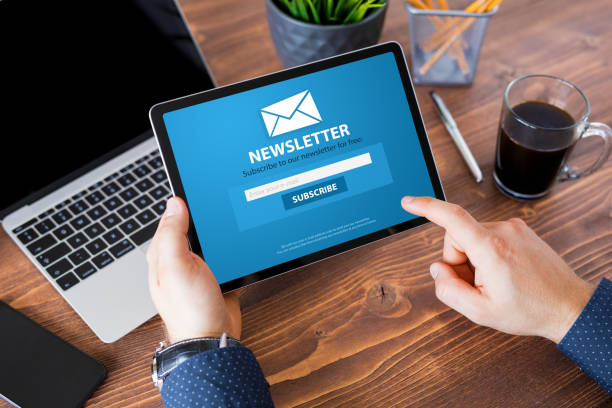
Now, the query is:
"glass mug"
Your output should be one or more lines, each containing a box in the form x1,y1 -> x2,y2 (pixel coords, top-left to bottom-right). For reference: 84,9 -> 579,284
494,74 -> 612,200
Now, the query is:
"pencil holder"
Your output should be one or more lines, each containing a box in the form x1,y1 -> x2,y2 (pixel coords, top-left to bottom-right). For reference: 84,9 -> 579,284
405,4 -> 497,86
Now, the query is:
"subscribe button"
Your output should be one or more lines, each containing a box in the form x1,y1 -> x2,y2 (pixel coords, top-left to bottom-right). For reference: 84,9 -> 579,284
281,176 -> 347,210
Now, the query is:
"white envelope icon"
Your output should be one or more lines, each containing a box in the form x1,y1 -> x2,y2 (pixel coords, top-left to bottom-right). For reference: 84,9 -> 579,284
260,90 -> 322,138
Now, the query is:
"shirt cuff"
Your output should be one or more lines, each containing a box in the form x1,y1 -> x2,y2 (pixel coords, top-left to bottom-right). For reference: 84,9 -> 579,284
161,345 -> 274,408
558,278 -> 612,394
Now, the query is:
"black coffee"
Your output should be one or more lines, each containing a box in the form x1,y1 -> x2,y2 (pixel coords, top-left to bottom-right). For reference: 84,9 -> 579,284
495,101 -> 576,197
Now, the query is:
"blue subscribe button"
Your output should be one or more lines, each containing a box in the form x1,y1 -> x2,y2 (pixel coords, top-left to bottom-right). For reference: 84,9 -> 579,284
281,177 -> 347,210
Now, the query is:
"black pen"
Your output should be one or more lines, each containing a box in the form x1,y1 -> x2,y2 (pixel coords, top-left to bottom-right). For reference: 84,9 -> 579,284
430,91 -> 483,183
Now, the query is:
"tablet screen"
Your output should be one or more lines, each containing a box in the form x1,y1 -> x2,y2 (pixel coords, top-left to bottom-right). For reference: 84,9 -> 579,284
159,48 -> 442,289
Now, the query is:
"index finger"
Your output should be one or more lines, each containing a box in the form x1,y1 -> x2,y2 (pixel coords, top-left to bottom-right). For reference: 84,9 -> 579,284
401,196 -> 487,248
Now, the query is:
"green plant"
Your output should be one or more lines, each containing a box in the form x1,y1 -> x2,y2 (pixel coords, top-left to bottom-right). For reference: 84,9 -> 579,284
275,0 -> 386,25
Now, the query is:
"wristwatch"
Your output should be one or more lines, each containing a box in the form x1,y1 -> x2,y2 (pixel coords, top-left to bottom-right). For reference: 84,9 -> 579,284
151,333 -> 241,391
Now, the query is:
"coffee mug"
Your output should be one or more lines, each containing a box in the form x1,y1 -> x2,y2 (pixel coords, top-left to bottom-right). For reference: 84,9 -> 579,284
494,74 -> 612,200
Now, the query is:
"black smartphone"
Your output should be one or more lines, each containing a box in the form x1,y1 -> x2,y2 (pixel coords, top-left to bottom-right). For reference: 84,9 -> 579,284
0,301 -> 106,408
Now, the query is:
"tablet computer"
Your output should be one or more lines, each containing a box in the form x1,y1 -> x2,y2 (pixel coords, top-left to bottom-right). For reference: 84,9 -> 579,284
150,42 -> 444,292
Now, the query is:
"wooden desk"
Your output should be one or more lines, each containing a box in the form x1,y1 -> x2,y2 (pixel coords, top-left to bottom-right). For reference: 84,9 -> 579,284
1,0 -> 610,406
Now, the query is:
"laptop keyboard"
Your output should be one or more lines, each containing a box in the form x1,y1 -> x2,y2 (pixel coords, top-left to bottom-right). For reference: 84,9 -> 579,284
11,149 -> 171,291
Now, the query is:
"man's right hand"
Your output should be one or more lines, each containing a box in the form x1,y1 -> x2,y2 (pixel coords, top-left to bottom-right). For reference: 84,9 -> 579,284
401,196 -> 595,344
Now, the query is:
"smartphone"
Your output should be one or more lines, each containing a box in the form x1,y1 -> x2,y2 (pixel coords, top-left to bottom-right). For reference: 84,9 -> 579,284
0,301 -> 106,408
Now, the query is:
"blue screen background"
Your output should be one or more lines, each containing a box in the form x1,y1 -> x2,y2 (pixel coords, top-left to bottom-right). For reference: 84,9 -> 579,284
163,52 -> 437,284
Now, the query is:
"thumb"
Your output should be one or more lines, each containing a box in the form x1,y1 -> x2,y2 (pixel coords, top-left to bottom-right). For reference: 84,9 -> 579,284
430,262 -> 486,324
151,197 -> 190,260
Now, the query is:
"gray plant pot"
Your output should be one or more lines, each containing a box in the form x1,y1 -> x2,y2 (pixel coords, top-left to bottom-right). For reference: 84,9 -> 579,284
266,0 -> 388,68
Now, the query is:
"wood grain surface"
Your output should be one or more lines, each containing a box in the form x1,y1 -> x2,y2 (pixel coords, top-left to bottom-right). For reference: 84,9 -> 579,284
1,0 -> 611,406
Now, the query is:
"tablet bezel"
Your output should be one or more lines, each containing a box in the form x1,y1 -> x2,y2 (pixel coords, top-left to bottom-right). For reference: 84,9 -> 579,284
149,42 -> 445,292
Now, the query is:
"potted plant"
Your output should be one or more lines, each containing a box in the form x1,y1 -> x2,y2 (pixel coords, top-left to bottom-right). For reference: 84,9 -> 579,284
267,0 -> 388,67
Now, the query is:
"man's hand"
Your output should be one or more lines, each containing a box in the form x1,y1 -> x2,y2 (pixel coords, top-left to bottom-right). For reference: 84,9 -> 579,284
147,197 -> 241,344
401,196 -> 595,344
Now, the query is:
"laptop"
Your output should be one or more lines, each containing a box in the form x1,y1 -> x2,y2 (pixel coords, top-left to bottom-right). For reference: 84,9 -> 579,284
0,0 -> 215,343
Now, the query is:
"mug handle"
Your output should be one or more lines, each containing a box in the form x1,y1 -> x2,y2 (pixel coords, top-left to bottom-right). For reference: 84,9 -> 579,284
558,122 -> 612,182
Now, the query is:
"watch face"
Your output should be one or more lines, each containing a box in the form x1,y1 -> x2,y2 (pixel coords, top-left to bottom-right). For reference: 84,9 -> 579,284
152,337 -> 242,389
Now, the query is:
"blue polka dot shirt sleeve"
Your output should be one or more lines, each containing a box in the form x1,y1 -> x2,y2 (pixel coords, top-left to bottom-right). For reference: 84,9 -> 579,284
161,345 -> 274,408
559,278 -> 612,394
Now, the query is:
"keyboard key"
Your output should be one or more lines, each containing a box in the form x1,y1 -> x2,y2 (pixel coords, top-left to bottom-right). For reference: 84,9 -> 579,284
135,209 -> 156,226
71,190 -> 88,200
133,164 -> 151,178
74,262 -> 97,280
27,234 -> 58,256
109,239 -> 135,259
84,223 -> 104,239
119,187 -> 138,201
92,251 -> 114,269
17,228 -> 39,244
46,258 -> 72,279
152,200 -> 167,216
151,149 -> 160,156
86,238 -> 108,255
52,209 -> 73,225
131,221 -> 158,245
103,228 -> 124,245
37,242 -> 71,266
150,186 -> 169,200
55,199 -> 71,209
101,213 -> 121,229
86,205 -> 107,221
119,219 -> 140,234
135,155 -> 147,165
69,200 -> 89,215
101,181 -> 120,196
120,163 -> 135,173
88,181 -> 104,191
151,169 -> 167,183
38,208 -> 55,219
12,218 -> 37,234
135,178 -> 154,192
148,156 -> 163,169
70,215 -> 91,230
68,248 -> 90,265
117,173 -> 136,187
67,232 -> 87,249
104,174 -> 115,183
57,272 -> 80,290
52,224 -> 74,240
164,181 -> 170,189
134,195 -> 153,210
85,191 -> 105,206
34,219 -> 56,234
117,203 -> 137,219
103,196 -> 123,211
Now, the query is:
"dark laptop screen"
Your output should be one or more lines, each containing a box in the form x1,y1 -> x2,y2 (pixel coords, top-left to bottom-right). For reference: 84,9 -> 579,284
0,0 -> 214,217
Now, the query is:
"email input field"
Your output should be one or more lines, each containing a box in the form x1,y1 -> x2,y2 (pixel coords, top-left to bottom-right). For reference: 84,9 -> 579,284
244,153 -> 372,202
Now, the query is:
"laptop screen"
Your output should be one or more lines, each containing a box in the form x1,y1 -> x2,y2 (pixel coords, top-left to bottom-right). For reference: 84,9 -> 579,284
0,0 -> 214,217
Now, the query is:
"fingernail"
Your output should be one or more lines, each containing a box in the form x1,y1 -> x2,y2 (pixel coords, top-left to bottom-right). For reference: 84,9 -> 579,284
165,197 -> 180,217
401,196 -> 414,208
429,264 -> 440,280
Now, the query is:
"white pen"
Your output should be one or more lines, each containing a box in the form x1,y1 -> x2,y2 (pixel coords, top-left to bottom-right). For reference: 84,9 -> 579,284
430,91 -> 483,183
